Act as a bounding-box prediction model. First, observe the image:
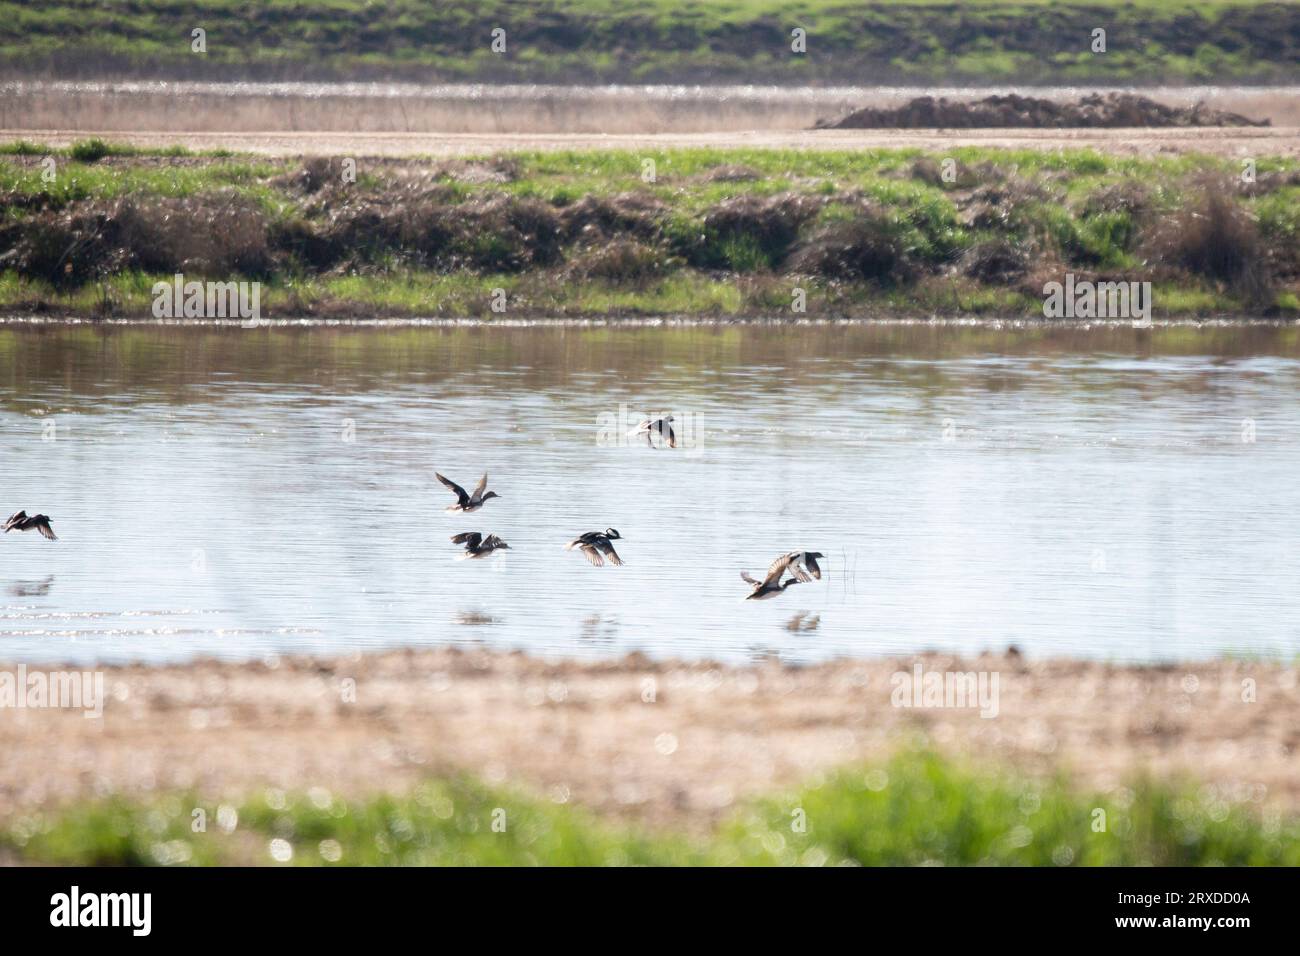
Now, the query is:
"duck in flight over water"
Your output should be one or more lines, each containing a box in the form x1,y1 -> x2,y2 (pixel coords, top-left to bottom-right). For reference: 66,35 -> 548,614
769,550 -> 824,582
3,511 -> 56,540
437,472 -> 500,513
632,416 -> 675,449
451,531 -> 510,558
566,529 -> 624,566
741,568 -> 800,600
742,551 -> 821,600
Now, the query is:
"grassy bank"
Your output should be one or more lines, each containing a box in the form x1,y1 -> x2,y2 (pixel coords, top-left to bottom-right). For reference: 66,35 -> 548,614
1,142 -> 1297,319
5,751 -> 1296,866
3,0 -> 1296,85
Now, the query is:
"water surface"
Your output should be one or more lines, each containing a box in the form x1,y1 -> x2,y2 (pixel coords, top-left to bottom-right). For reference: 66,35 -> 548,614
2,321 -> 1298,666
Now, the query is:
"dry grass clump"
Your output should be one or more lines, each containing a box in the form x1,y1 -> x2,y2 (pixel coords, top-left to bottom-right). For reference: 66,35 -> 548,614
957,174 -> 1055,232
1080,180 -> 1155,221
559,193 -> 665,242
1147,181 -> 1272,301
276,156 -> 337,194
0,194 -> 271,285
699,164 -> 762,183
688,192 -> 824,270
277,192 -> 564,273
909,158 -> 1001,190
433,156 -> 521,185
565,239 -> 673,285
960,237 -> 1032,283
788,206 -> 916,285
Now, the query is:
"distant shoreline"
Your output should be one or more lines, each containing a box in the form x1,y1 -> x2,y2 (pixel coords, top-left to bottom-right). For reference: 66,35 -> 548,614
7,1 -> 1297,87
2,315 -> 1297,329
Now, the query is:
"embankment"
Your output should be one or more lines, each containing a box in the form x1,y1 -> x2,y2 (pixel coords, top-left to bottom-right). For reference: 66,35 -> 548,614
1,146 -> 1297,320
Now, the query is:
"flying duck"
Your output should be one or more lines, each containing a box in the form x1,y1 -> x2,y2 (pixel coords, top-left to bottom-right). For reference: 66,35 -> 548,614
3,511 -> 56,540
566,528 -> 624,566
632,416 -> 675,449
437,472 -> 500,513
769,550 -> 824,582
451,531 -> 510,558
741,552 -> 810,600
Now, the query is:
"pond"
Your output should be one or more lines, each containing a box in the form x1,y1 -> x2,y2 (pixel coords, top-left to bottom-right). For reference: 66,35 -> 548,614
1,320 -> 1298,665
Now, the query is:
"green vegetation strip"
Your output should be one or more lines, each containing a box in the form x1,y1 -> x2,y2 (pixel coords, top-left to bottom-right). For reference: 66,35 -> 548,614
2,0 -> 1295,84
1,143 -> 1297,319
4,752 -> 1297,866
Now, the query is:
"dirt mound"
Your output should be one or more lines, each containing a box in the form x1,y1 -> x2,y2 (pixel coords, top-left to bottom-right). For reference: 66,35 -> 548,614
818,93 -> 1270,130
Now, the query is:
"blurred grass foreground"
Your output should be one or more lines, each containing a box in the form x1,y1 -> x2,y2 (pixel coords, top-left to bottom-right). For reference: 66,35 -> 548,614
5,751 -> 1298,866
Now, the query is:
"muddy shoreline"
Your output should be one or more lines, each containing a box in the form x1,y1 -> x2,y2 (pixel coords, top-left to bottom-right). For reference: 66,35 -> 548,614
1,648 -> 1294,829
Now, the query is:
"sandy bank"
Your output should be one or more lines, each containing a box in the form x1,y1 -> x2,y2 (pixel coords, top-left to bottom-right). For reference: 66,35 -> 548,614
0,649 -> 1294,829
5,127 -> 1299,159
6,83 -> 1300,134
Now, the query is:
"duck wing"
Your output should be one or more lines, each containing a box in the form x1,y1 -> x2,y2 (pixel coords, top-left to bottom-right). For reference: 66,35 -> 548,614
436,473 -> 470,507
452,532 -> 482,549
765,552 -> 806,585
740,571 -> 761,586
3,511 -> 24,532
34,516 -> 55,541
596,539 -> 623,566
470,473 -> 489,504
805,553 -> 822,580
665,421 -> 676,448
579,544 -> 606,567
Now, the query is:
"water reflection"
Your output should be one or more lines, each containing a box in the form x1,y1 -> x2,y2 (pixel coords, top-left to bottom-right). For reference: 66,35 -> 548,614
8,575 -> 54,597
454,610 -> 500,627
785,612 -> 821,633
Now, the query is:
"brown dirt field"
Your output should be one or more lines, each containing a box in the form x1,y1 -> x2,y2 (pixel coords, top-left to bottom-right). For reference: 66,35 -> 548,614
5,127 -> 1299,159
0,650 -> 1295,829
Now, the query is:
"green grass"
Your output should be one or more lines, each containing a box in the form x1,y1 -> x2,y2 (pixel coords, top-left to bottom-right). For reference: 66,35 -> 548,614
0,146 -> 1249,209
1,0 -> 1293,84
0,153 -> 283,208
5,751 -> 1298,866
1,146 -> 1294,319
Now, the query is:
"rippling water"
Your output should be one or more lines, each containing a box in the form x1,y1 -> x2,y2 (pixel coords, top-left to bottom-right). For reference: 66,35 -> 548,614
2,322 -> 1298,666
